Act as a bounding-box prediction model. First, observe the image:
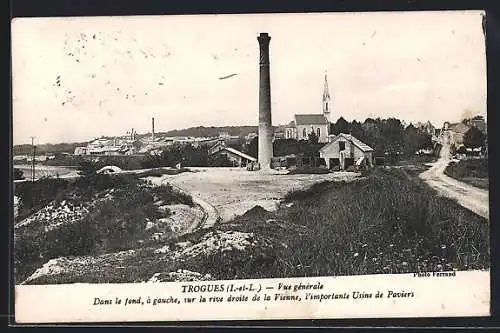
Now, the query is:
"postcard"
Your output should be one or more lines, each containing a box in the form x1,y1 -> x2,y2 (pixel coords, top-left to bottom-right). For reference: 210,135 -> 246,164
11,10 -> 489,323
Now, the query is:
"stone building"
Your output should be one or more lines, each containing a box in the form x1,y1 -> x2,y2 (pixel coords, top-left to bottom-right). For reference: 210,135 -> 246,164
285,72 -> 332,143
319,133 -> 374,170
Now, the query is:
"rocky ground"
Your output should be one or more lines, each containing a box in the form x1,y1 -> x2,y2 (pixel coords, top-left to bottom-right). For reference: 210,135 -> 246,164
18,168 -> 363,285
163,167 -> 360,222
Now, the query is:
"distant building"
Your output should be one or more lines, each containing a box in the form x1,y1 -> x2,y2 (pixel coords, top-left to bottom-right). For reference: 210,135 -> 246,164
319,133 -> 374,170
13,155 -> 28,162
74,147 -> 87,155
415,121 -> 435,136
209,141 -> 257,167
273,131 -> 285,141
465,115 -> 487,134
208,140 -> 226,156
245,132 -> 258,144
284,72 -> 332,143
441,122 -> 471,147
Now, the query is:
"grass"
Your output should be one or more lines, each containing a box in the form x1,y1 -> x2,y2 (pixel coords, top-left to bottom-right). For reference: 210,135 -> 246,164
208,168 -> 489,279
22,167 -> 490,284
136,168 -> 192,178
287,166 -> 330,175
14,173 -> 196,283
152,184 -> 194,207
444,158 -> 489,190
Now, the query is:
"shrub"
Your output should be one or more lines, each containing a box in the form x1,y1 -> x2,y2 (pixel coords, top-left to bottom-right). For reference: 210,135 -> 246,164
152,184 -> 195,207
287,166 -> 330,175
15,177 -> 71,221
14,168 -> 24,180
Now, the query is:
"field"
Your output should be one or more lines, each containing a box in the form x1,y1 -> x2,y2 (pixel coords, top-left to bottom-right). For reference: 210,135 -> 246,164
444,158 -> 489,190
18,166 -> 490,284
162,167 -> 360,222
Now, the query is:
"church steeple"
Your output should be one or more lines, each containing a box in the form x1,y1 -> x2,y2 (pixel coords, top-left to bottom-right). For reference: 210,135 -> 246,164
322,70 -> 331,119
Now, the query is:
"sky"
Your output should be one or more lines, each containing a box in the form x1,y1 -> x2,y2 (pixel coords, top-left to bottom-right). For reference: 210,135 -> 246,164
12,11 -> 486,145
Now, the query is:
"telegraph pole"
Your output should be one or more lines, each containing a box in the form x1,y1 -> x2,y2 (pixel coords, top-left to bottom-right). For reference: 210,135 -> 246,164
29,136 -> 36,182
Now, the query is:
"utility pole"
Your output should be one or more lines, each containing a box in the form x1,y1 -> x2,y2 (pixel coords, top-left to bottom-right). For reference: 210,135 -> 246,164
30,136 -> 36,182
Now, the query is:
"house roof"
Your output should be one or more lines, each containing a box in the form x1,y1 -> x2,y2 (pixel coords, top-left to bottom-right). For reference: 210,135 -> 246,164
220,147 -> 257,162
448,122 -> 470,134
320,133 -> 374,153
294,114 -> 328,125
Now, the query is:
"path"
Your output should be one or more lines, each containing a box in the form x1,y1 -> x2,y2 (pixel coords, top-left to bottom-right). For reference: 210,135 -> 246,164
167,181 -> 220,229
420,144 -> 489,219
147,175 -> 220,230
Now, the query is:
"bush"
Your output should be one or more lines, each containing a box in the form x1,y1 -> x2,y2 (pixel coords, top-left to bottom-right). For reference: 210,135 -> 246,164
14,181 -> 162,282
153,184 -> 195,207
14,168 -> 24,180
247,168 -> 489,278
287,166 -> 330,175
15,177 -> 71,221
444,158 -> 489,190
136,168 -> 191,178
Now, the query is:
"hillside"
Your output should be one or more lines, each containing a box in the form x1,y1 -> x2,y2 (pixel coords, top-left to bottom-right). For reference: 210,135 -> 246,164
13,142 -> 89,155
19,167 -> 489,284
159,125 -> 284,138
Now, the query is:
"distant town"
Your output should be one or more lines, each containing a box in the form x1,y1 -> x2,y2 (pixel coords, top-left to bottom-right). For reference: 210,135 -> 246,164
13,74 -> 488,173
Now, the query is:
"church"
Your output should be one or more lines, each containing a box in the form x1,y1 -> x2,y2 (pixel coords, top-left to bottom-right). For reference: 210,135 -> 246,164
284,72 -> 332,143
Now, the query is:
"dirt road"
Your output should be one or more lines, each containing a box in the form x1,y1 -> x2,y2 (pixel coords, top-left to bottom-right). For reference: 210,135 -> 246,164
420,145 -> 489,219
145,175 -> 220,230
161,167 -> 360,223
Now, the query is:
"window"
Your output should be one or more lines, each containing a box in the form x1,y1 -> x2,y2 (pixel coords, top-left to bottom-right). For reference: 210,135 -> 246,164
317,128 -> 321,138
339,141 -> 346,151
303,128 -> 307,138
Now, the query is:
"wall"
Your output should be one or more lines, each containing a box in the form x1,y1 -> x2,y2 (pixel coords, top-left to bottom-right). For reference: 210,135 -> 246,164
320,138 -> 372,168
213,149 -> 245,167
296,124 -> 329,142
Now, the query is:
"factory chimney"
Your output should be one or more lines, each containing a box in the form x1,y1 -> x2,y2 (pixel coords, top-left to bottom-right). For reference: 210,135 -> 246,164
257,32 -> 273,170
151,118 -> 155,141
131,128 -> 134,141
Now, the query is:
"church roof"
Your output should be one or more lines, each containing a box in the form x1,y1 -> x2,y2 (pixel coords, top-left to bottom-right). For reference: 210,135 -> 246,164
294,114 -> 329,125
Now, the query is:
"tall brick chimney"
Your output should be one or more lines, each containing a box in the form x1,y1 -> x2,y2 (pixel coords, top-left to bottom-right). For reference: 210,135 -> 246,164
257,32 -> 273,169
151,117 -> 155,141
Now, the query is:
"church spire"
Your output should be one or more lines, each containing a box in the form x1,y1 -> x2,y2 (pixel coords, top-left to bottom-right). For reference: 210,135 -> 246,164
322,70 -> 331,117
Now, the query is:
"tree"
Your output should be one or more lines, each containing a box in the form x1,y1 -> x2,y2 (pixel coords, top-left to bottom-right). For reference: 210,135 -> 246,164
350,120 -> 364,140
330,117 -> 350,135
308,130 -> 319,144
403,124 -> 419,156
77,160 -> 99,177
14,168 -> 24,180
273,139 -> 301,157
464,126 -> 486,148
379,118 -> 404,154
247,136 -> 258,159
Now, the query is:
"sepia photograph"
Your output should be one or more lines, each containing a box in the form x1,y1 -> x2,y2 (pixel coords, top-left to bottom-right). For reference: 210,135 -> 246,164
11,10 -> 490,322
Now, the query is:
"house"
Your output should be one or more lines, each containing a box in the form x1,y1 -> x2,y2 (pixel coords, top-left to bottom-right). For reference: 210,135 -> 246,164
208,141 -> 257,167
465,115 -> 487,134
415,121 -> 435,136
285,114 -> 330,143
208,140 -> 226,155
74,147 -> 87,155
284,72 -> 332,143
273,131 -> 286,141
319,133 -> 374,170
441,122 -> 471,147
